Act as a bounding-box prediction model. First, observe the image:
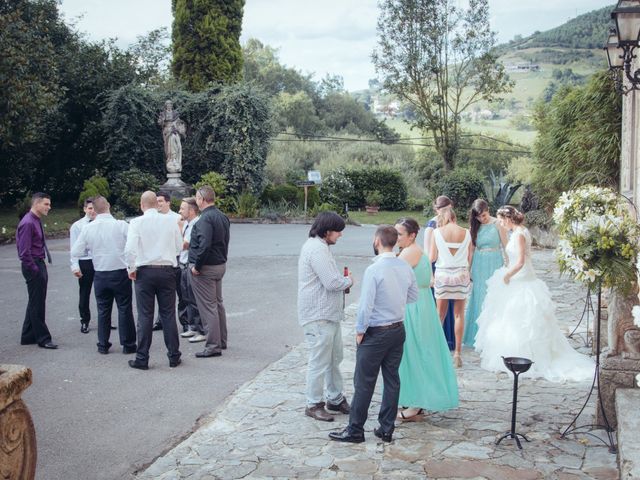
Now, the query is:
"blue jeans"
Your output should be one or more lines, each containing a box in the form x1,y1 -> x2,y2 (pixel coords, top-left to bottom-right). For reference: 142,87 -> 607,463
303,320 -> 344,407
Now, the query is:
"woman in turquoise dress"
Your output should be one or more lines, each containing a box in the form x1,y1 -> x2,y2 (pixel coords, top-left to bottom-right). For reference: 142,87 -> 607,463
463,199 -> 507,347
395,218 -> 459,421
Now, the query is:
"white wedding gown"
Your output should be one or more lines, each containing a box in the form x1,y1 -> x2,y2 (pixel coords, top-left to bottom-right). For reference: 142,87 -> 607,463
474,227 -> 594,382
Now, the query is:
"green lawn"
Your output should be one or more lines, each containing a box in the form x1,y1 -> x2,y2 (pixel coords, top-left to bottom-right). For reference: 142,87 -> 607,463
348,209 -> 427,226
0,205 -> 80,243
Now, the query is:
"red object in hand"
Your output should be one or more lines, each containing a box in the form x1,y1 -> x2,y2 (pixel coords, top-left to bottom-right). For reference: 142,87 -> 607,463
344,266 -> 350,294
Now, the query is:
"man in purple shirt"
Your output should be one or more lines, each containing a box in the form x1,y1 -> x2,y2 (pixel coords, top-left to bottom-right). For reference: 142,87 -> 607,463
16,192 -> 57,349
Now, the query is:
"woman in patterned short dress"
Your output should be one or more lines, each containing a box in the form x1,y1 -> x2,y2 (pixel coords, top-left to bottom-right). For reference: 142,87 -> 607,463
429,207 -> 472,367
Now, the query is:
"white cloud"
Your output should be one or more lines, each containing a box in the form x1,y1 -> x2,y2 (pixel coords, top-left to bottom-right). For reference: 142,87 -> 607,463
58,0 -> 615,91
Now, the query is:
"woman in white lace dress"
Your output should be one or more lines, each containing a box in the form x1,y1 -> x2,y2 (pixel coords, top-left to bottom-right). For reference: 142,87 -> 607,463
474,206 -> 594,382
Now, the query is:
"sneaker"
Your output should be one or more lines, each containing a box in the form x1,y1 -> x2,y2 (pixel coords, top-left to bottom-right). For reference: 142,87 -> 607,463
180,330 -> 196,338
189,334 -> 206,343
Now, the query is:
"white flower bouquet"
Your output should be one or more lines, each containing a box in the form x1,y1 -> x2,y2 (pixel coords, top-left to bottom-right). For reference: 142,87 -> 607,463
554,185 -> 640,290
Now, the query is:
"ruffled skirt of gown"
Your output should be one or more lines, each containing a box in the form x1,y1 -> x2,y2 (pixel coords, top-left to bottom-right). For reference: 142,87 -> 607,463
474,267 -> 594,382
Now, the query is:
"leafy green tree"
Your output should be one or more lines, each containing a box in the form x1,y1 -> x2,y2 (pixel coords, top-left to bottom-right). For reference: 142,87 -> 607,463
532,71 -> 621,208
242,39 -> 317,99
129,27 -> 172,88
373,0 -> 512,170
172,0 -> 245,91
273,92 -> 324,137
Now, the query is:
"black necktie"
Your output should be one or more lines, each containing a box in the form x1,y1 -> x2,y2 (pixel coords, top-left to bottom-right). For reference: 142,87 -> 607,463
39,219 -> 52,264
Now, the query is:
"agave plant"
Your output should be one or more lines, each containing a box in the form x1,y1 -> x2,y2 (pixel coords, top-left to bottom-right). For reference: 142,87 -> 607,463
488,171 -> 522,210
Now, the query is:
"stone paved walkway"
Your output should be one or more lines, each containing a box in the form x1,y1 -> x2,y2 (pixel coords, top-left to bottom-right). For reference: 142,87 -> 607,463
137,250 -> 619,479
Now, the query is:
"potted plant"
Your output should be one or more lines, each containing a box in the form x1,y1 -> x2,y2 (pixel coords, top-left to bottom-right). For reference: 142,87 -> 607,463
365,190 -> 383,214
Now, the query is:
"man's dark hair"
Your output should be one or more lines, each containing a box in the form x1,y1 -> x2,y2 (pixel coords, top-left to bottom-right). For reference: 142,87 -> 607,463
84,197 -> 94,207
309,212 -> 345,238
31,192 -> 51,205
375,225 -> 398,248
157,191 -> 171,202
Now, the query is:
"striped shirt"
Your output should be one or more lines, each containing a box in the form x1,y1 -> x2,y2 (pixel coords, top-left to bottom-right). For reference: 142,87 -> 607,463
297,237 -> 352,326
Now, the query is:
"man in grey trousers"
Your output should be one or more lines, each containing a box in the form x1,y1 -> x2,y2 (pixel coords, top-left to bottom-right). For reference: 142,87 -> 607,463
189,185 -> 230,358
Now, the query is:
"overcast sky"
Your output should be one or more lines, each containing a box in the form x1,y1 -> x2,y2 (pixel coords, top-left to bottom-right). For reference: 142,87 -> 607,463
58,0 -> 614,91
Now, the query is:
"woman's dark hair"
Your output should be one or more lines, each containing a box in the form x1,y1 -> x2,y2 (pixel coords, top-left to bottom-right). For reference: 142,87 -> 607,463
469,199 -> 489,246
497,205 -> 524,225
434,195 -> 453,210
309,212 -> 346,238
395,217 -> 420,238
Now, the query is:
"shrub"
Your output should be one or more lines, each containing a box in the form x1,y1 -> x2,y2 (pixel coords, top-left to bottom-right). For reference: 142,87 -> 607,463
339,167 -> 408,210
194,171 -> 234,213
78,175 -> 110,210
110,168 -> 160,216
319,168 -> 354,214
261,184 -> 299,205
437,168 -> 486,219
525,209 -> 553,229
309,202 -> 337,217
406,197 -> 427,212
233,191 -> 260,218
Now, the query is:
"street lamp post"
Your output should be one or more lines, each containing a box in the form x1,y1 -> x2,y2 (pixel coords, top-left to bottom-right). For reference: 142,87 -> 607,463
606,0 -> 640,94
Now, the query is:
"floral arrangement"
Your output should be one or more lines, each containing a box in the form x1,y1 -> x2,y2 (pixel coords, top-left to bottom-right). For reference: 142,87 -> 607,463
554,185 -> 640,290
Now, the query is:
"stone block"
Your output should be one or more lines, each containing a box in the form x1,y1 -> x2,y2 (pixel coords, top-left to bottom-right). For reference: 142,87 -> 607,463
597,356 -> 640,428
615,389 -> 640,479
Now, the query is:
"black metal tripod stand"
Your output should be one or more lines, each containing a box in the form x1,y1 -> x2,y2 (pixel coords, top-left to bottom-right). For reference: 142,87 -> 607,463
561,282 -> 617,453
497,357 -> 532,449
568,286 -> 594,347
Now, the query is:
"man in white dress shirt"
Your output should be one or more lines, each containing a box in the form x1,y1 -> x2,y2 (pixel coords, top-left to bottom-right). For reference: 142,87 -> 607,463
71,196 -> 136,354
70,197 -> 96,333
125,191 -> 183,370
153,191 -> 187,332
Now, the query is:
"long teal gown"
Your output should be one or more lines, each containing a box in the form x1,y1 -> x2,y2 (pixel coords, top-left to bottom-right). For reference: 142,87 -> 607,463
398,255 -> 459,411
463,222 -> 504,346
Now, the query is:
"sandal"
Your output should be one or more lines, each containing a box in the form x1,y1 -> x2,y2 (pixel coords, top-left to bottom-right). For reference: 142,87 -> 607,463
396,408 -> 424,422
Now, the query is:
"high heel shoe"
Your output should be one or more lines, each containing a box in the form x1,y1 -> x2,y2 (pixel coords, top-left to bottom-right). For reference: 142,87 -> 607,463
453,353 -> 462,368
396,408 -> 424,422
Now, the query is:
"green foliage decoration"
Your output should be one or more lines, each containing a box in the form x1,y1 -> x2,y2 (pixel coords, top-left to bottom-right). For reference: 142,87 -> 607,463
78,175 -> 110,210
172,0 -> 244,91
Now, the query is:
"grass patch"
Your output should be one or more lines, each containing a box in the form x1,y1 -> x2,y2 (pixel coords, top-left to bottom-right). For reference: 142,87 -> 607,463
348,209 -> 427,226
0,205 -> 80,244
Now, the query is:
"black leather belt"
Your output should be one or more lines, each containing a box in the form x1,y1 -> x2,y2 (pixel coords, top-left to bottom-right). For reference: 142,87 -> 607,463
139,265 -> 173,269
368,321 -> 403,332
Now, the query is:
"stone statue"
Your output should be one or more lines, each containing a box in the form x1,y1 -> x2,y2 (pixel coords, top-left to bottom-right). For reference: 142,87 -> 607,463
608,288 -> 640,360
158,100 -> 186,174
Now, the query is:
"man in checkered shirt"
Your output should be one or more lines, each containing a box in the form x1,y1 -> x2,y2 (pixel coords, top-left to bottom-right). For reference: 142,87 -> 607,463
298,212 -> 354,422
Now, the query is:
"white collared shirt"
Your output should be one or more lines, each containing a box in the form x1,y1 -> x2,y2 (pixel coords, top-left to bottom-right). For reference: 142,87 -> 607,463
179,216 -> 199,265
125,208 -> 182,271
71,213 -> 129,272
69,215 -> 92,271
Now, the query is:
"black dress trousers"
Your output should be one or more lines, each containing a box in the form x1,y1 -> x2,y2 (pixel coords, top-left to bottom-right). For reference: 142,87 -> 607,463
78,259 -> 95,324
20,259 -> 52,346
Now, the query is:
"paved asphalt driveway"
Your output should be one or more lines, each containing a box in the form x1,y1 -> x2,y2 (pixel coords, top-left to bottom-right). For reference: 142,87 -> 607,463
0,222 -> 398,479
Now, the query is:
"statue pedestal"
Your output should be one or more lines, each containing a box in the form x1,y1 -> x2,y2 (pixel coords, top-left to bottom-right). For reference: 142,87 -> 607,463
597,355 -> 640,429
160,173 -> 191,200
0,364 -> 37,479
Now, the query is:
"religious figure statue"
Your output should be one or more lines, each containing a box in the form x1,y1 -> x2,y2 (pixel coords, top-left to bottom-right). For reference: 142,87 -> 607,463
158,100 -> 186,174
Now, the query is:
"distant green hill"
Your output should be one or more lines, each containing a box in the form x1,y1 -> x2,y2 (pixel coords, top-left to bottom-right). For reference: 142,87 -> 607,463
498,4 -> 614,52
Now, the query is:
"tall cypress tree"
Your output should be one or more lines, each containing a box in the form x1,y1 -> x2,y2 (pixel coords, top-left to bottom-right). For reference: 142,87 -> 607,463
172,0 -> 244,91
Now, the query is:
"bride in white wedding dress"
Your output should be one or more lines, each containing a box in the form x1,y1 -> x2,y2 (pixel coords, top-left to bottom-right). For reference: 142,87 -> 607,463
474,206 -> 594,382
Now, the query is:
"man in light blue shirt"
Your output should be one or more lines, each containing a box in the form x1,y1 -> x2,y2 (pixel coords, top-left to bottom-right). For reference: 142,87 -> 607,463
330,225 -> 417,443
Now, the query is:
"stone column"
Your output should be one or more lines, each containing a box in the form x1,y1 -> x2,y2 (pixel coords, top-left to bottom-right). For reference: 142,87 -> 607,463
597,289 -> 640,429
0,365 -> 37,480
